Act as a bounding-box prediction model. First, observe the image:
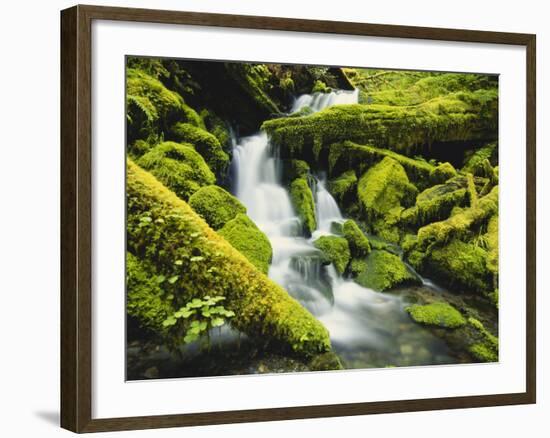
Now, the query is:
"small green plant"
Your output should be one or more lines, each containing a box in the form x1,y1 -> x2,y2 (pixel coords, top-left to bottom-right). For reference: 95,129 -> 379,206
162,295 -> 235,345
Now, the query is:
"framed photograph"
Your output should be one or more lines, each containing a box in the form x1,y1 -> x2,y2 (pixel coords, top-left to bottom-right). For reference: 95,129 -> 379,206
60,4 -> 536,433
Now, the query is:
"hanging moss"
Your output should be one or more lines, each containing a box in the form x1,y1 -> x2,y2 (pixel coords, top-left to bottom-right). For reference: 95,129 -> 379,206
313,236 -> 350,275
406,302 -> 466,329
127,160 -> 330,356
126,68 -> 202,144
426,239 -> 491,293
342,220 -> 371,258
355,250 -> 420,291
430,162 -> 457,184
188,185 -> 246,230
137,141 -> 215,200
169,122 -> 229,177
290,177 -> 317,235
285,159 -> 310,181
357,157 -> 417,243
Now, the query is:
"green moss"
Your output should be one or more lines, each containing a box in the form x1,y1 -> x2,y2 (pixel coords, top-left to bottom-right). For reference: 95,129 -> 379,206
137,141 -> 215,200
467,317 -> 498,361
127,160 -> 329,356
357,157 -> 417,243
284,159 -> 310,182
170,122 -> 229,176
463,142 -> 498,175
126,68 -> 202,144
313,236 -> 350,275
290,177 -> 317,235
218,214 -> 273,274
188,185 -> 246,230
309,352 -> 344,371
126,252 -> 173,333
485,214 -> 499,275
328,170 -> 357,206
406,302 -> 466,328
200,109 -> 232,152
469,343 -> 498,362
348,258 -> 368,277
430,162 -> 457,184
426,239 -> 491,292
401,179 -> 468,228
416,186 -> 498,251
311,80 -> 331,93
355,250 -> 420,291
342,220 -> 371,257
262,89 -> 498,158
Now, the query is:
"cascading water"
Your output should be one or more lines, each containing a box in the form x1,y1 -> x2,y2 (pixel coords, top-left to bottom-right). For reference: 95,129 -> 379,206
231,89 -> 457,368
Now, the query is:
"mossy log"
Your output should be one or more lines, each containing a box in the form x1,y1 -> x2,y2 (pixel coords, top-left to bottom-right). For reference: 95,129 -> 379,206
127,160 -> 331,356
289,177 -> 317,235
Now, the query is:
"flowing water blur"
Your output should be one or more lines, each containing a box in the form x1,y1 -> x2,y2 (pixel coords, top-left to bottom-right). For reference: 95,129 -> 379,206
231,89 -> 458,368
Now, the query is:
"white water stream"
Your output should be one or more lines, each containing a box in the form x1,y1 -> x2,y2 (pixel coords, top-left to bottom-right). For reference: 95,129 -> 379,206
231,90 -> 456,368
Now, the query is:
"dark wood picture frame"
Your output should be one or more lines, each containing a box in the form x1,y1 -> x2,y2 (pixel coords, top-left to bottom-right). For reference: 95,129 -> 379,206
60,4 -> 536,433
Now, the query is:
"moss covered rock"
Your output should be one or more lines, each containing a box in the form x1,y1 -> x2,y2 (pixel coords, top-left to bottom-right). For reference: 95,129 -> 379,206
170,122 -> 229,176
218,214 -> 273,274
467,317 -> 498,362
357,157 -> 417,243
283,159 -> 310,183
126,68 -> 202,144
137,141 -> 215,200
309,352 -> 344,371
355,250 -> 420,291
430,162 -> 457,184
290,177 -> 317,235
127,160 -> 330,356
406,302 -> 466,328
188,185 -> 246,230
328,170 -> 357,207
342,220 -> 371,258
313,236 -> 350,275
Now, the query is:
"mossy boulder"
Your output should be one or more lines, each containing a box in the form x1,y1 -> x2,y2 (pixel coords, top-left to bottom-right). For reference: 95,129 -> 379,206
170,122 -> 229,176
430,162 -> 457,184
406,302 -> 466,328
188,185 -> 246,230
309,352 -> 344,371
137,141 -> 215,200
127,160 -> 330,356
355,250 -> 420,291
401,178 -> 469,228
426,238 -> 491,293
313,236 -> 350,275
328,170 -> 357,207
342,220 -> 371,258
218,214 -> 273,274
126,68 -> 202,144
290,177 -> 317,235
357,157 -> 417,243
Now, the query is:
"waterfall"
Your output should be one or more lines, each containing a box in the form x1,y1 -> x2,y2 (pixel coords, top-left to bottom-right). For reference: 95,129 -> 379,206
230,89 -> 456,367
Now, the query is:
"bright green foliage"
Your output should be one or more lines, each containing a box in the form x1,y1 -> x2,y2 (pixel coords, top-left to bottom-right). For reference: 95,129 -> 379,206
406,302 -> 466,328
262,89 -> 498,158
328,170 -> 357,206
163,295 -> 235,345
328,142 -> 434,184
218,214 -> 273,274
430,162 -> 457,184
313,236 -> 351,275
401,179 -> 468,228
357,157 -> 417,243
126,252 -> 174,332
290,177 -> 317,235
127,160 -> 330,356
188,185 -> 246,230
467,317 -> 498,362
355,250 -> 420,291
170,122 -> 229,176
311,80 -> 330,93
126,68 -> 202,143
416,186 -> 498,251
137,141 -> 215,200
426,239 -> 491,292
342,220 -> 371,257
348,258 -> 368,277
